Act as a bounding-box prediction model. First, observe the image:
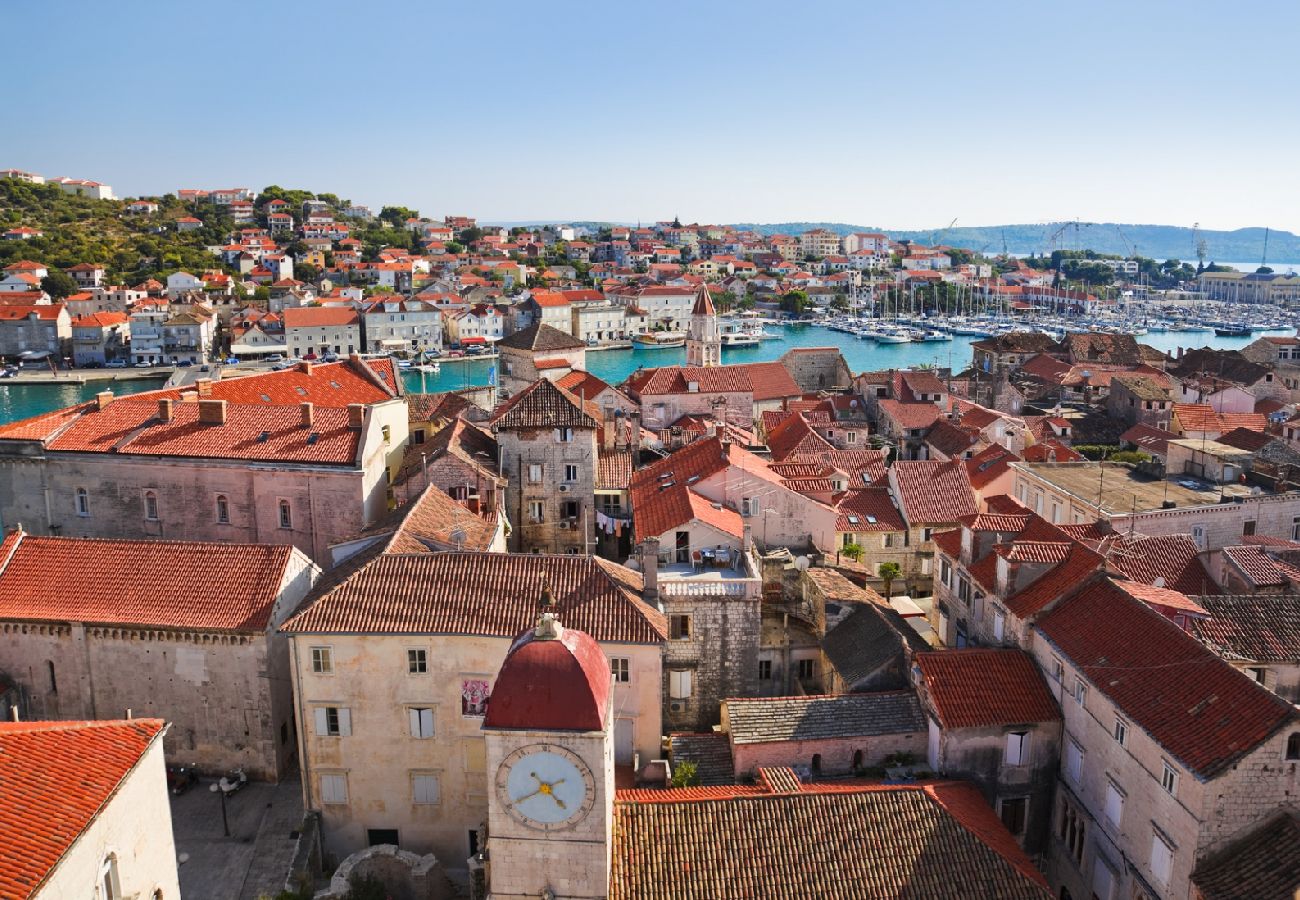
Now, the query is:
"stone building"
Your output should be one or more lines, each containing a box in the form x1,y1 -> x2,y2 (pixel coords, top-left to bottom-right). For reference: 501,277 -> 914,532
1191,593 -> 1300,702
916,649 -> 1063,854
0,359 -> 408,565
392,416 -> 504,510
496,323 -> 587,397
719,691 -> 927,779
0,718 -> 180,900
778,346 -> 852,392
1106,374 -> 1173,429
0,529 -> 319,780
283,551 -> 664,875
491,378 -> 602,554
1032,577 -> 1300,900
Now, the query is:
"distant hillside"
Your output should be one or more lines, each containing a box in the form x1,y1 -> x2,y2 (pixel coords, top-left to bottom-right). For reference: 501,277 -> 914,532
730,221 -> 1300,264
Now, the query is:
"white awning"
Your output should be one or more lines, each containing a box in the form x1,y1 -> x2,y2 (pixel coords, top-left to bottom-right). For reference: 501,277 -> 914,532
379,339 -> 409,347
890,595 -> 926,619
230,342 -> 288,355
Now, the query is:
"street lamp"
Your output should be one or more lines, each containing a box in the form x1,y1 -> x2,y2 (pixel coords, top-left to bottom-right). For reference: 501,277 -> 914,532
209,782 -> 230,837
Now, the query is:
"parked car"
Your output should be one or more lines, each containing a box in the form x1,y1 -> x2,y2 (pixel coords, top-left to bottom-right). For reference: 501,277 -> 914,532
177,360 -> 192,368
133,361 -> 152,368
466,345 -> 487,355
199,364 -> 211,373
225,357 -> 240,365
322,353 -> 339,362
447,350 -> 465,358
265,354 -> 284,362
105,359 -> 127,369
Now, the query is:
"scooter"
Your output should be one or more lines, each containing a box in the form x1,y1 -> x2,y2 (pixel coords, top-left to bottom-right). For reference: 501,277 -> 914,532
218,767 -> 248,795
167,763 -> 198,795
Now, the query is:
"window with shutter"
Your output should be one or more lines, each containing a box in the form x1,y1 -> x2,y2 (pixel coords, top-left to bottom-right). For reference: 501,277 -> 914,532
412,774 -> 440,805
1150,832 -> 1174,885
409,707 -> 434,738
1104,780 -> 1124,828
1066,739 -> 1083,784
669,670 -> 693,699
1004,731 -> 1028,766
320,773 -> 348,804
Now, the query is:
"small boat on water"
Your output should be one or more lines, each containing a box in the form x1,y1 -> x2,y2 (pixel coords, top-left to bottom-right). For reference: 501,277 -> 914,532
875,328 -> 912,344
415,363 -> 440,373
632,331 -> 686,349
916,329 -> 952,342
719,321 -> 760,347
1214,324 -> 1252,337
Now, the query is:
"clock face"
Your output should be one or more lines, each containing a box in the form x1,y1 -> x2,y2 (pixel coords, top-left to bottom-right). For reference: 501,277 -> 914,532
495,743 -> 597,831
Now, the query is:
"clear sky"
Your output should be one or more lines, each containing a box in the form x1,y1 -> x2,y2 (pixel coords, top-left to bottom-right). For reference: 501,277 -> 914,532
8,0 -> 1299,231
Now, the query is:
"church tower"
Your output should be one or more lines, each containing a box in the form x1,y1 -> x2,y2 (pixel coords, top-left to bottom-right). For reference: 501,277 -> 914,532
685,284 -> 721,367
482,613 -> 615,899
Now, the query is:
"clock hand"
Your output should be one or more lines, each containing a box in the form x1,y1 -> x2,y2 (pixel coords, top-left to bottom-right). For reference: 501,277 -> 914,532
513,787 -> 545,804
551,793 -> 567,810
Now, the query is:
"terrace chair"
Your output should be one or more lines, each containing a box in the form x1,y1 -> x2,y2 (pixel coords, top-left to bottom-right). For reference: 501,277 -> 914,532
691,550 -> 704,571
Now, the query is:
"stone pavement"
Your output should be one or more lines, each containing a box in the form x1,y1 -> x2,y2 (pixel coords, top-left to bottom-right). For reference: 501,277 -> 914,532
171,774 -> 306,900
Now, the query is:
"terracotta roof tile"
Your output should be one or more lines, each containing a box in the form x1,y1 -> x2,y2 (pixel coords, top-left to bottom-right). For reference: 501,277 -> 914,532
836,488 -> 905,532
497,322 -> 586,352
1221,544 -> 1295,588
360,484 -> 498,553
596,449 -> 634,491
918,649 -> 1061,729
0,531 -> 299,631
765,413 -> 834,460
878,398 -> 943,431
0,719 -> 167,899
1192,594 -> 1300,662
1102,533 -> 1220,595
610,781 -> 1049,898
491,378 -> 600,430
282,306 -> 359,327
1038,578 -> 1296,778
284,551 -> 664,643
726,691 -> 926,744
1192,813 -> 1300,900
1005,543 -> 1104,618
966,443 -> 1022,489
890,459 -> 978,524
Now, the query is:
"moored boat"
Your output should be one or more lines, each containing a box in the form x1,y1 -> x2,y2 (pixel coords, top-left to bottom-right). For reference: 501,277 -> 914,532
632,331 -> 686,349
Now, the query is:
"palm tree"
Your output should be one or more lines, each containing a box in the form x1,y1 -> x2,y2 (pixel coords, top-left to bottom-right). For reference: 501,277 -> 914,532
878,562 -> 902,599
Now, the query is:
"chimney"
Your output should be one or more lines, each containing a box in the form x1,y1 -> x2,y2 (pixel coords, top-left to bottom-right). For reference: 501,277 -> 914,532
347,403 -> 365,429
641,537 -> 660,603
198,398 -> 228,425
303,361 -> 314,376
94,390 -> 115,411
195,377 -> 214,397
300,402 -> 314,428
602,415 -> 616,451
157,398 -> 174,423
538,572 -> 555,608
742,523 -> 753,556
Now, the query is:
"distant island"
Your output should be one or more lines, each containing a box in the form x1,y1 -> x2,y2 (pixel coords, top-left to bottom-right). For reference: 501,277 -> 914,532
724,221 -> 1300,265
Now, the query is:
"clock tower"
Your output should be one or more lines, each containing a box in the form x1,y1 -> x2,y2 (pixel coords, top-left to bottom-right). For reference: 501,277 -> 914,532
482,613 -> 615,899
685,284 -> 721,367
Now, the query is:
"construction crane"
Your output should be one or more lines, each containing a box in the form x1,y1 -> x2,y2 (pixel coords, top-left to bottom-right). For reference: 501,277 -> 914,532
930,218 -> 958,246
1261,227 -> 1271,271
1047,220 -> 1088,253
1113,224 -> 1137,259
1001,230 -> 1009,258
1192,222 -> 1207,270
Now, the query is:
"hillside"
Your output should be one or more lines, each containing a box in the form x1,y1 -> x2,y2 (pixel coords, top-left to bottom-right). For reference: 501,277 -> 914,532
730,221 -> 1300,264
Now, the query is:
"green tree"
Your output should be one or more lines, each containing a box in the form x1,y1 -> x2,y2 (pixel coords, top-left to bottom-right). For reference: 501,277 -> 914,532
878,562 -> 902,599
841,543 -> 865,562
253,285 -> 271,304
671,760 -> 700,788
780,290 -> 808,315
460,226 -> 484,244
379,205 -> 419,227
41,270 -> 78,299
830,294 -> 850,312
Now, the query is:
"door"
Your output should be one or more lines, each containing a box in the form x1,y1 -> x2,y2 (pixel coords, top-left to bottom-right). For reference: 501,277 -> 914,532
675,531 -> 690,564
615,718 -> 635,765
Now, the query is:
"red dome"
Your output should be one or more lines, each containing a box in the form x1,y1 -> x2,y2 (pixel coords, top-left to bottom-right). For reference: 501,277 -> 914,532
484,619 -> 611,732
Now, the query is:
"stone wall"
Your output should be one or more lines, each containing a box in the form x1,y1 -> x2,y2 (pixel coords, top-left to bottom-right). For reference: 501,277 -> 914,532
730,731 -> 924,779
496,426 -> 599,553
779,348 -> 851,392
662,593 -> 761,732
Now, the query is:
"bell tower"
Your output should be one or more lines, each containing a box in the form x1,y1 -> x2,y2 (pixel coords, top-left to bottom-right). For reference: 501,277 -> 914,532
685,284 -> 721,367
482,614 -> 615,899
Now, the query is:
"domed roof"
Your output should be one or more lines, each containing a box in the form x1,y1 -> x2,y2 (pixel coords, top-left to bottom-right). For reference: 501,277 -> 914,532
484,615 -> 611,732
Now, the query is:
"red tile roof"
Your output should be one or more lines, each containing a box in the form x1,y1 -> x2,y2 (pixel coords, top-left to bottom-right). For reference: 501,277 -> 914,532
966,443 -> 1022,489
0,719 -> 167,899
836,488 -> 906,533
1120,423 -> 1178,456
1102,533 -> 1220,596
732,361 -> 802,401
1005,543 -> 1104,618
491,378 -> 600,430
765,413 -> 834,460
283,551 -> 664,643
282,306 -> 360,327
1038,578 -> 1296,778
1021,439 -> 1084,463
918,649 -> 1061,729
877,398 -> 943,431
0,530 -> 299,631
556,369 -> 615,401
610,780 -> 1049,898
625,365 -> 753,397
890,459 -> 978,524
1221,544 -> 1299,588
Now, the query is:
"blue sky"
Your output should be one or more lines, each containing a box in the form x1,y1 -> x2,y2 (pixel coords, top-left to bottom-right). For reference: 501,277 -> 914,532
8,0 -> 1299,231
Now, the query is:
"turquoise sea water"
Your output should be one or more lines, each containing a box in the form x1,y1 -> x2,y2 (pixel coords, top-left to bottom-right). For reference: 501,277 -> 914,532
0,327 -> 1280,425
400,325 -> 1274,395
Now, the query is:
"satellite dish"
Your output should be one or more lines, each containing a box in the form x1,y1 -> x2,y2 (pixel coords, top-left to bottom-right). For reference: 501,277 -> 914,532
450,526 -> 468,548
795,556 -> 810,571
1153,576 -> 1167,589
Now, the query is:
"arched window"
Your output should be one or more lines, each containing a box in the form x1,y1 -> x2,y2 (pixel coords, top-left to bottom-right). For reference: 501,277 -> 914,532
100,854 -> 120,900
75,487 -> 89,517
278,499 -> 292,529
215,494 -> 229,524
143,491 -> 158,521
1287,733 -> 1300,761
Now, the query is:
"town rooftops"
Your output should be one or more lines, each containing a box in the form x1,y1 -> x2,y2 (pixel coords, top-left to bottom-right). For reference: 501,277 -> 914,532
1012,461 -> 1243,514
724,691 -> 926,745
1119,423 -> 1178,457
281,306 -> 359,327
1100,533 -> 1219,596
496,322 -> 586,352
490,377 -> 600,430
0,529 -> 301,631
356,483 -> 498,554
917,649 -> 1061,729
0,718 -> 168,899
1192,594 -> 1300,663
1037,577 -> 1296,779
610,779 -> 1049,899
282,551 -> 665,644
889,459 -> 978,524
1191,812 -> 1300,900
